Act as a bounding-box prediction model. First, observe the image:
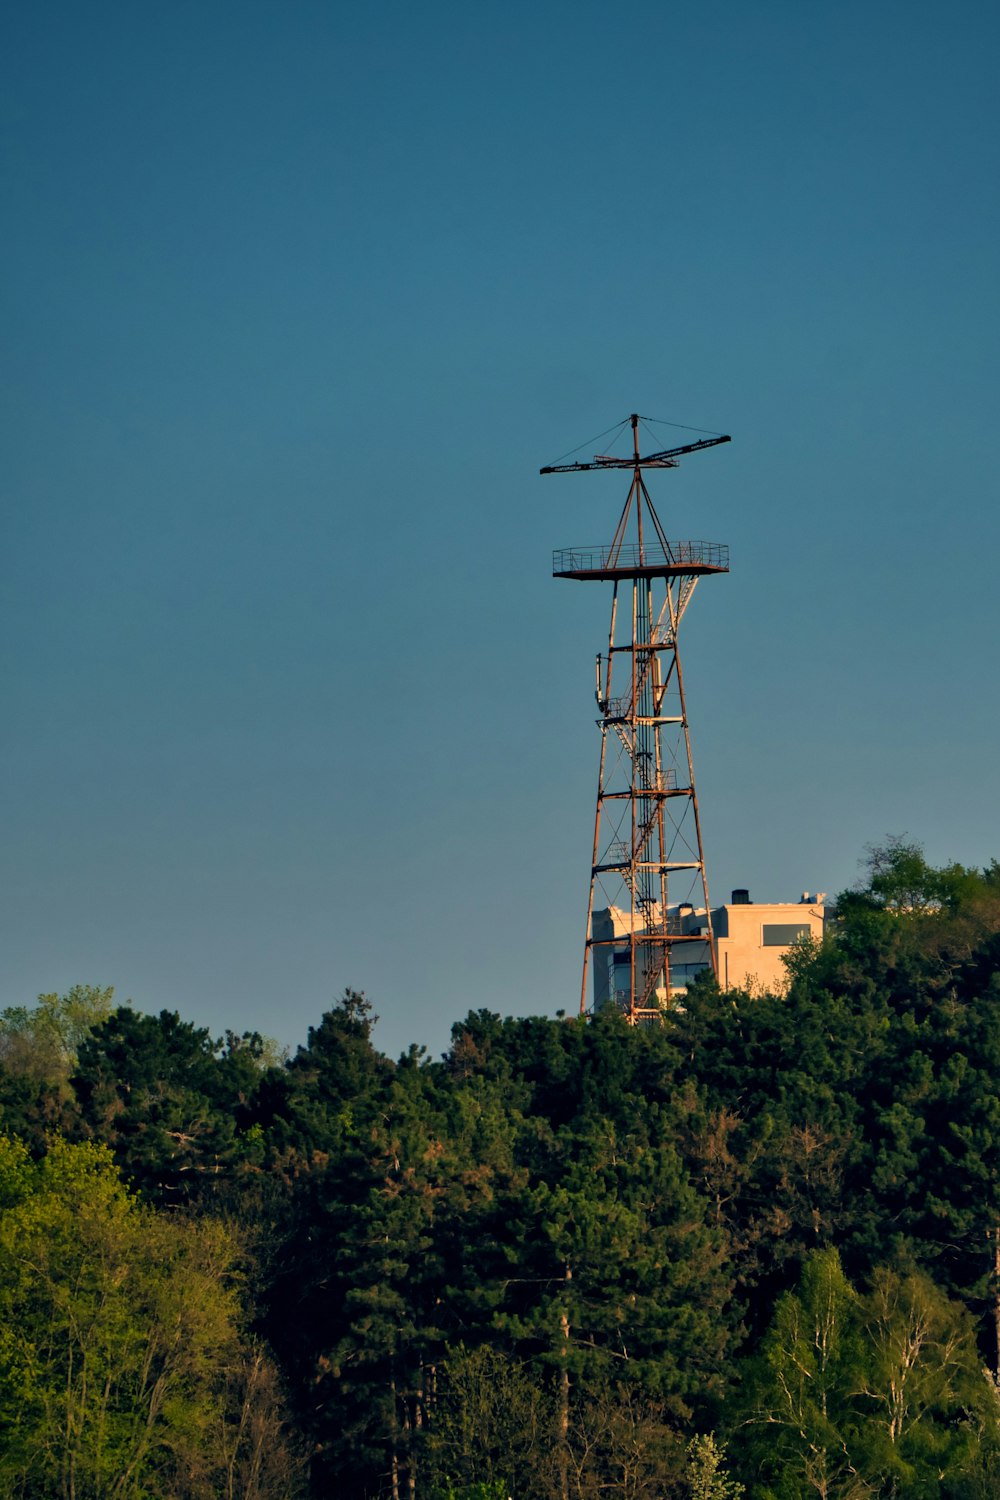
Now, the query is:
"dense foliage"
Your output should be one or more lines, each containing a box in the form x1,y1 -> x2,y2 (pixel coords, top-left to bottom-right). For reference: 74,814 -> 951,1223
3,843 -> 1000,1497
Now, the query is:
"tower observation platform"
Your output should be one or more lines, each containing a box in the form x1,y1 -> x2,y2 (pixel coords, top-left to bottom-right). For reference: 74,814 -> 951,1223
552,540 -> 729,581
544,412 -> 731,1022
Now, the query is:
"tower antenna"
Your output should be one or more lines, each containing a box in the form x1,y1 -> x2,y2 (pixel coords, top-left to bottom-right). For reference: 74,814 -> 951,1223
545,413 -> 731,1021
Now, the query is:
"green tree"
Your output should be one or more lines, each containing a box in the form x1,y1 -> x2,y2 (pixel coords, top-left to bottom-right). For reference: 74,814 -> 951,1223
0,987 -> 115,1148
685,1434 -> 743,1500
735,1248 -> 865,1499
853,1263 -> 994,1496
71,1008 -> 272,1202
0,1133 -> 301,1498
733,1251 -> 997,1499
423,1344 -> 549,1499
673,972 -> 869,1339
0,985 -> 116,1085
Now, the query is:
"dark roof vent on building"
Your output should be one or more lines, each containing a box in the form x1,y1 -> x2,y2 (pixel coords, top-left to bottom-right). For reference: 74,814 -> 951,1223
731,888 -> 751,905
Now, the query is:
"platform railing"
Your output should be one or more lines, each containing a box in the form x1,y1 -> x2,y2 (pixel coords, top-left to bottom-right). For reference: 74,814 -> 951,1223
552,540 -> 728,575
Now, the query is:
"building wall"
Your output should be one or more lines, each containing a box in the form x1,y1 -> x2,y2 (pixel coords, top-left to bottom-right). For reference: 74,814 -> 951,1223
714,899 -> 826,991
591,894 -> 827,1007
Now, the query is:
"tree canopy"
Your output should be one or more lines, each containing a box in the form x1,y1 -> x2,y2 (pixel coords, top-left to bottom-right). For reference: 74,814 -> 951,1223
3,845 -> 1000,1496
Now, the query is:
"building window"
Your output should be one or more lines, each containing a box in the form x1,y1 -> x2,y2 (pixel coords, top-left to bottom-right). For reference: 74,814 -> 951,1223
762,923 -> 811,947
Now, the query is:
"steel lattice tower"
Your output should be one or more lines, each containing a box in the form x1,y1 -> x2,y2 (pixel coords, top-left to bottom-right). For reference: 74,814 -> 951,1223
544,414 -> 730,1021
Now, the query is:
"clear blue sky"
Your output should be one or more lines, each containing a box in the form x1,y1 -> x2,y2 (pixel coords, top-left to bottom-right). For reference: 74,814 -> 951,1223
2,0 -> 998,1059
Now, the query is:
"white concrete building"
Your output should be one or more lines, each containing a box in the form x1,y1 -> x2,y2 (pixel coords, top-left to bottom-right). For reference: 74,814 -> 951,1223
591,889 -> 828,1009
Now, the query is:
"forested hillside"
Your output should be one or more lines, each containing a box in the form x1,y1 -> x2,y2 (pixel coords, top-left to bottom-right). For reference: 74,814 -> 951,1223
4,844 -> 1000,1499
